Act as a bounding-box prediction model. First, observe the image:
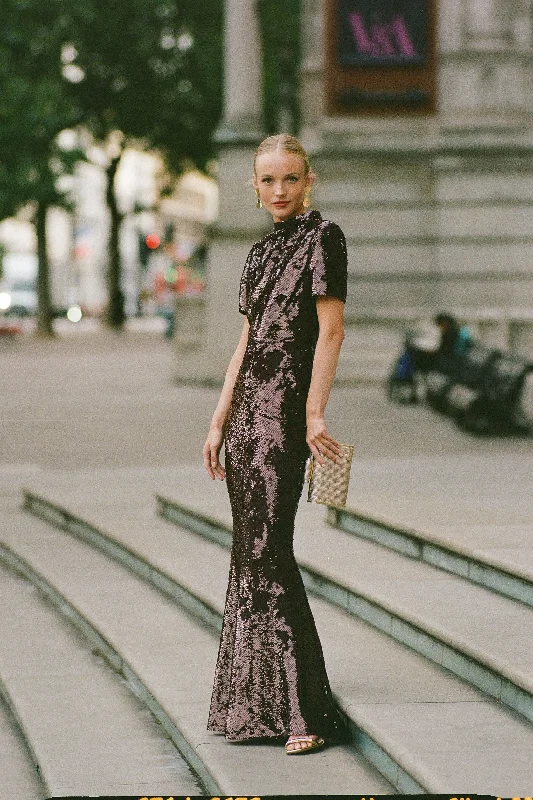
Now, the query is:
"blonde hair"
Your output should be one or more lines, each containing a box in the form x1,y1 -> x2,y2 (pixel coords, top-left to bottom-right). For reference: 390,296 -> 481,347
254,134 -> 313,177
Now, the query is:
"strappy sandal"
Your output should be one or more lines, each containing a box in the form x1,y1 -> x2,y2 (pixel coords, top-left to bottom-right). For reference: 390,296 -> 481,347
285,735 -> 325,755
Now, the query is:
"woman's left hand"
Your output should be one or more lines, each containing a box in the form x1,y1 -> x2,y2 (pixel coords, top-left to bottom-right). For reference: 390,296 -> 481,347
306,414 -> 342,466
203,425 -> 227,480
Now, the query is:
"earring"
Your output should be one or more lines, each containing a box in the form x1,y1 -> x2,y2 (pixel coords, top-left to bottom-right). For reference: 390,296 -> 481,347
303,190 -> 311,209
255,191 -> 262,209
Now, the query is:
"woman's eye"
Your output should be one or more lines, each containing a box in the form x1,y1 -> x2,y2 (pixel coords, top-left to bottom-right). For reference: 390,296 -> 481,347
287,176 -> 298,182
262,177 -> 272,184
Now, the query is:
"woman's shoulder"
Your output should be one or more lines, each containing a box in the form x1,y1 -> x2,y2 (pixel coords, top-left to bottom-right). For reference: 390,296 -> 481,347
310,218 -> 347,260
245,232 -> 273,259
243,238 -> 264,264
313,217 -> 346,240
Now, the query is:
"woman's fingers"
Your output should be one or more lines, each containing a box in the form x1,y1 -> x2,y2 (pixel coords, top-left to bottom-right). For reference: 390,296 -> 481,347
321,434 -> 342,455
308,441 -> 326,466
319,442 -> 341,463
203,438 -> 226,481
308,433 -> 342,465
203,441 -> 215,480
212,455 -> 226,480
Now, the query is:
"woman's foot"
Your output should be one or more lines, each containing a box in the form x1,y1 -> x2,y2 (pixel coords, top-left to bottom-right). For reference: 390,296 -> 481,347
285,735 -> 325,755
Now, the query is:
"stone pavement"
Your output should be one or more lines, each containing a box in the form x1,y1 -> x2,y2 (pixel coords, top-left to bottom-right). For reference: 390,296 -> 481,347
1,324 -> 532,796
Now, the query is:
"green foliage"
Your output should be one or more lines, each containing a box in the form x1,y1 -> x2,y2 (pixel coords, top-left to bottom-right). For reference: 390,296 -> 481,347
58,0 -> 224,327
65,0 -> 224,172
0,0 -> 224,222
0,0 -> 224,330
0,0 -> 81,219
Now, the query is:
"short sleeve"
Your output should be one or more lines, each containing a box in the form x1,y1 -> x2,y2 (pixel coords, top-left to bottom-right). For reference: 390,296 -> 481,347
238,247 -> 254,315
309,222 -> 348,302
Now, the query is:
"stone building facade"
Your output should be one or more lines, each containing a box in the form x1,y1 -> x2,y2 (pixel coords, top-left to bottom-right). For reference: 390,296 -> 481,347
174,0 -> 533,385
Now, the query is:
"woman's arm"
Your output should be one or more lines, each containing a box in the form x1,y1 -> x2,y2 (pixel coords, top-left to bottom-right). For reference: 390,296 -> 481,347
203,317 -> 249,480
306,297 -> 345,466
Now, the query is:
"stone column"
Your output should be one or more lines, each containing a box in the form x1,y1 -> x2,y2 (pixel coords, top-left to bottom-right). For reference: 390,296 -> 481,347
174,0 -> 266,384
299,0 -> 326,151
217,0 -> 264,141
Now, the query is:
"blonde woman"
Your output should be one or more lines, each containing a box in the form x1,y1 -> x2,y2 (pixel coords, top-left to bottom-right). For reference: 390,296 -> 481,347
203,134 -> 348,755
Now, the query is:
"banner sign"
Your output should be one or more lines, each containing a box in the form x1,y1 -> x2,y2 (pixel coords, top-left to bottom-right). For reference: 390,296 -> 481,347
336,0 -> 428,67
326,0 -> 436,114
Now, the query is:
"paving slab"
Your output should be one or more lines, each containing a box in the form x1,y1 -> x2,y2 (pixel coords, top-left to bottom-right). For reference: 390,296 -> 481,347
2,499 -> 392,796
17,466 -> 533,793
0,558 -> 201,799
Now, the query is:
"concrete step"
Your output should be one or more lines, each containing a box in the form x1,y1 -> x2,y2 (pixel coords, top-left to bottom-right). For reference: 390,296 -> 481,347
330,503 -> 533,609
154,485 -> 533,727
19,468 -> 533,794
335,454 -> 533,608
0,552 -> 202,798
2,497 -> 391,796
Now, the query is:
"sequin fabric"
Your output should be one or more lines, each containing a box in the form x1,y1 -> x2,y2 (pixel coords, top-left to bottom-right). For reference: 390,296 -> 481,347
207,210 -> 348,742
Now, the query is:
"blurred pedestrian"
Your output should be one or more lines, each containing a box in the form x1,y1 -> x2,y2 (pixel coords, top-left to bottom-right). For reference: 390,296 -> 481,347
203,134 -> 348,755
387,320 -> 440,403
434,312 -> 473,358
387,337 -> 418,403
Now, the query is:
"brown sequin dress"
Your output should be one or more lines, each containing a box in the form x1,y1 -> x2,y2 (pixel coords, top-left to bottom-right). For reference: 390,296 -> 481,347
207,210 -> 348,742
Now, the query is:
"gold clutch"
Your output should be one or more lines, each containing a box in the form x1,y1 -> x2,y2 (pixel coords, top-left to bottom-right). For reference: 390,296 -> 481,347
305,444 -> 354,507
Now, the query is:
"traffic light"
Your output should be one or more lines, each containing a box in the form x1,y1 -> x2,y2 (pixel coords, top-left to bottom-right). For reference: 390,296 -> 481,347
139,233 -> 161,268
145,233 -> 161,250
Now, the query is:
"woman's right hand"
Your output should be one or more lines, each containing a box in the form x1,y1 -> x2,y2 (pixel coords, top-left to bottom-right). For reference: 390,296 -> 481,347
306,413 -> 342,467
203,425 -> 226,480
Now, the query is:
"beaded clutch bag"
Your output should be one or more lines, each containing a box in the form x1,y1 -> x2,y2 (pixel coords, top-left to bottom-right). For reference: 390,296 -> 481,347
305,444 -> 354,507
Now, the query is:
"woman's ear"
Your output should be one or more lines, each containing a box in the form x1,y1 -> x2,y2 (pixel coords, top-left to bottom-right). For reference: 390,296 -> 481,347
252,174 -> 258,191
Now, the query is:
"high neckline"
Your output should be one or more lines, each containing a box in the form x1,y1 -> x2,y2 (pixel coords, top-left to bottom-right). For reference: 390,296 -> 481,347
273,209 -> 322,234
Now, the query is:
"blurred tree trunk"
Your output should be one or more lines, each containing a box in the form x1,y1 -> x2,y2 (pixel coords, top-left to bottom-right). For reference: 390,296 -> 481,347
257,0 -> 301,134
35,201 -> 55,337
105,154 -> 125,330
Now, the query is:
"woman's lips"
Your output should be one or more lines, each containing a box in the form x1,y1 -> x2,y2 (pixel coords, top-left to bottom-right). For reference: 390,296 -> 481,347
272,201 -> 289,207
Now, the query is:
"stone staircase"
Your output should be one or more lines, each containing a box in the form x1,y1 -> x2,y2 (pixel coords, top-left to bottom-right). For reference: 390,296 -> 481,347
2,475 -> 391,797
0,506 -> 205,799
1,462 -> 532,795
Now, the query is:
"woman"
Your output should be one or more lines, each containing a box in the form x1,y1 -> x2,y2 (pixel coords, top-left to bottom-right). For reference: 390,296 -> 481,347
203,134 -> 348,755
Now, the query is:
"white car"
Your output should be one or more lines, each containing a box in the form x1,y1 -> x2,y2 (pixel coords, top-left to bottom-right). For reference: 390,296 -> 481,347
0,280 -> 38,316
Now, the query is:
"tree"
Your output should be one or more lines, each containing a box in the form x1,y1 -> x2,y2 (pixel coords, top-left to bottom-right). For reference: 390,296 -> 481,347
258,0 -> 301,135
0,0 -> 82,335
65,0 -> 223,328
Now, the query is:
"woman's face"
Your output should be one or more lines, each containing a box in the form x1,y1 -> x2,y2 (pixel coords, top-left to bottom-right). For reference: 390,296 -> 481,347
253,151 -> 312,223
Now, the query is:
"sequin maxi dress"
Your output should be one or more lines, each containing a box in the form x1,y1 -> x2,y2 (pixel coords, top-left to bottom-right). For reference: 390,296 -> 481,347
207,210 -> 348,742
